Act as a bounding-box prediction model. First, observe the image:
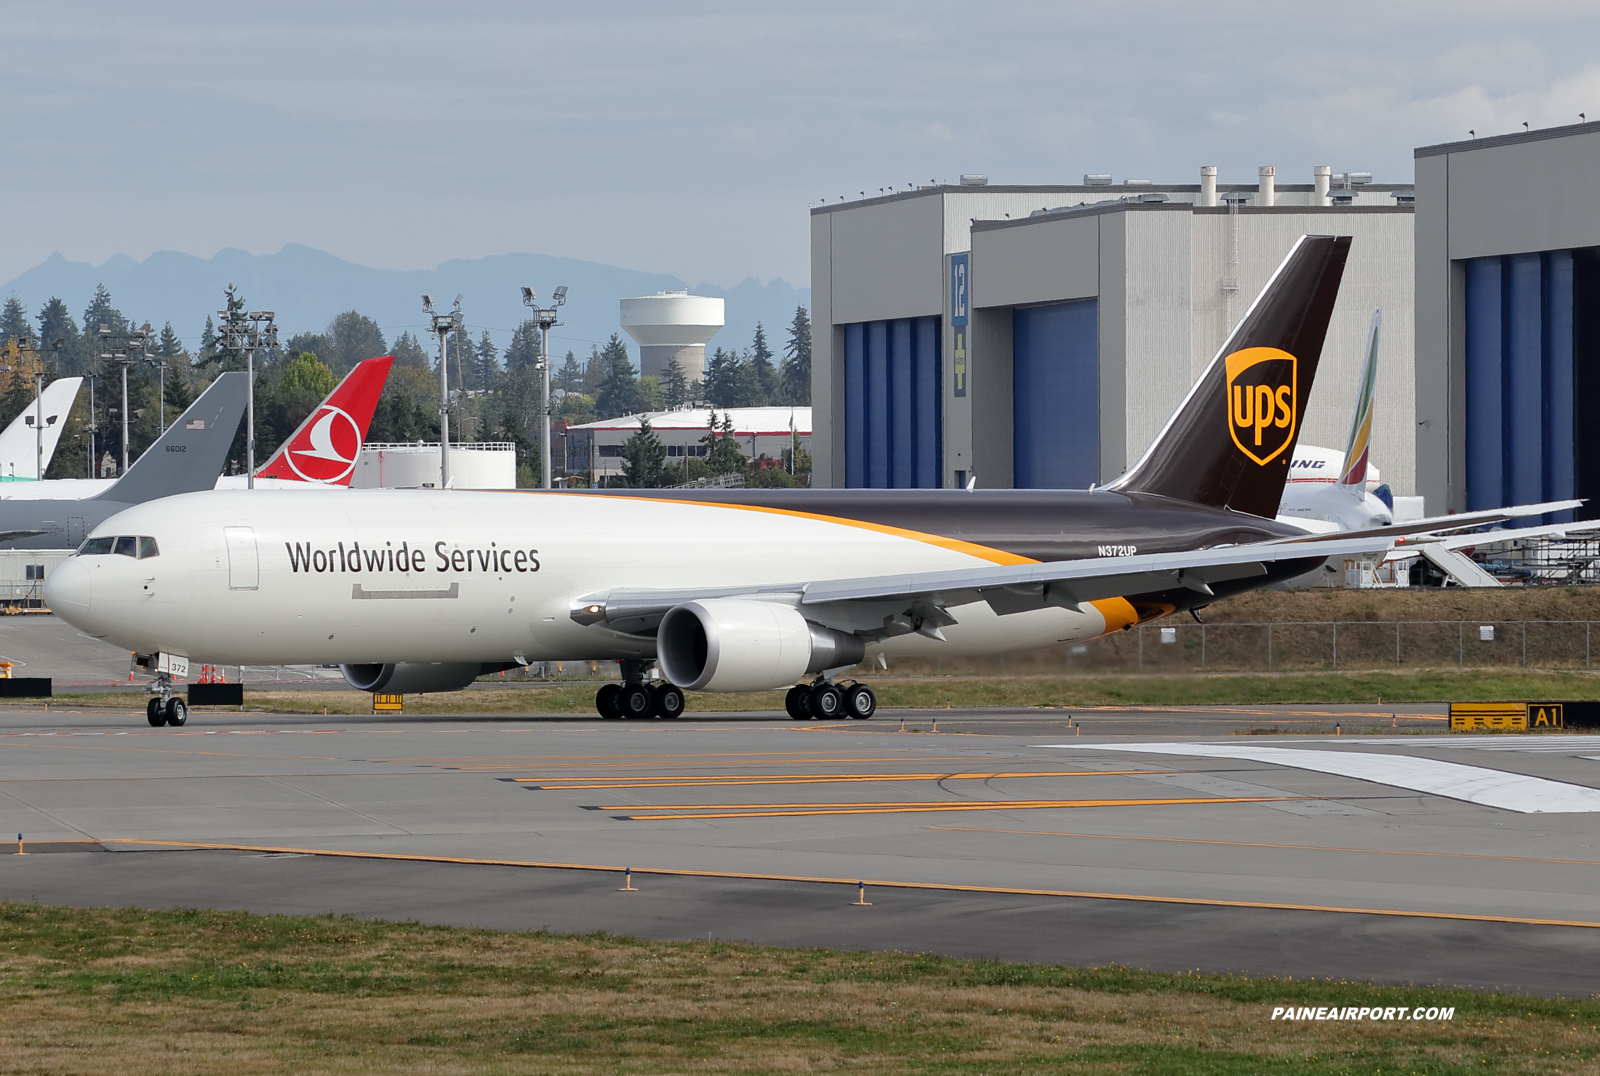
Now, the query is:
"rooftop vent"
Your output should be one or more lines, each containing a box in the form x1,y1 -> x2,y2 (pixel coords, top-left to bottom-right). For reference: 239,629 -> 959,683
1220,190 -> 1251,205
959,174 -> 988,186
1083,174 -> 1113,186
1329,189 -> 1359,205
1135,192 -> 1169,203
1124,178 -> 1153,186
1390,188 -> 1415,205
1331,171 -> 1373,188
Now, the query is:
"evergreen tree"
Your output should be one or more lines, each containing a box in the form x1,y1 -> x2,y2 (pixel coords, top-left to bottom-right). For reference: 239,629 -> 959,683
284,331 -> 325,361
322,310 -> 388,373
750,322 -> 776,404
554,350 -> 583,393
83,284 -> 127,339
620,417 -> 666,488
663,357 -> 688,410
701,410 -> 748,477
779,304 -> 812,405
594,334 -> 640,418
504,320 -> 541,373
474,330 -> 499,390
390,331 -> 429,370
198,316 -> 219,364
36,298 -> 87,376
581,346 -> 607,395
703,347 -> 736,407
215,284 -> 247,370
157,322 -> 186,359
0,297 -> 32,347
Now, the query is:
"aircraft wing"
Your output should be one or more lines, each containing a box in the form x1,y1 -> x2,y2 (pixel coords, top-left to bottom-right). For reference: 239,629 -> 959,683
1268,500 -> 1584,546
1385,519 -> 1600,558
572,534 -> 1393,638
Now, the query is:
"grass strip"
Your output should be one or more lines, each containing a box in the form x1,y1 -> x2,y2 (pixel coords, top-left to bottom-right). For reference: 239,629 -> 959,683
0,902 -> 1596,1074
36,668 -> 1600,715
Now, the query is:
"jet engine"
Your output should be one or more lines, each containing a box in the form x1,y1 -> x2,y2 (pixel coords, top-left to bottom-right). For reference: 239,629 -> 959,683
340,662 -> 517,694
657,599 -> 865,692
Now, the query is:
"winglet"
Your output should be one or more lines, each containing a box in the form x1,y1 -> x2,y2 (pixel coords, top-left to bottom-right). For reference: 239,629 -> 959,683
93,372 -> 249,505
256,355 -> 393,485
1337,309 -> 1382,493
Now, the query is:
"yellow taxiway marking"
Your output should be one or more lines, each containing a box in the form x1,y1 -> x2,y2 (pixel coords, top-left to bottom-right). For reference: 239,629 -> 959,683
927,825 -> 1600,868
104,839 -> 1600,930
598,796 -> 1305,820
519,769 -> 1174,790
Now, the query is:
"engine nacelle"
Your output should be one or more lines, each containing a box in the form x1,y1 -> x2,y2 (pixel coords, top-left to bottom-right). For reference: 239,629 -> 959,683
340,662 -> 495,694
657,599 -> 865,692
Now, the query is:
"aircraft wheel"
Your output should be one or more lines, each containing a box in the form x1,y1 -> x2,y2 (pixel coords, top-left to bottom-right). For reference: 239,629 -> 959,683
620,683 -> 654,719
146,698 -> 164,727
596,683 -> 622,719
785,686 -> 812,719
846,684 -> 876,720
810,683 -> 844,720
164,698 -> 188,727
653,683 -> 685,720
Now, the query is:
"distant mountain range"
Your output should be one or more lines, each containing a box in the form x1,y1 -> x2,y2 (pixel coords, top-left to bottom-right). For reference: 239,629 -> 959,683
0,244 -> 810,367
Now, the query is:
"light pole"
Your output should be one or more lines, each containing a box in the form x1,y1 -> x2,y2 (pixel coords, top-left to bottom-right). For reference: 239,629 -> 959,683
520,285 -> 567,489
85,375 -> 97,479
423,294 -> 463,488
97,322 -> 153,476
217,303 -> 279,488
143,352 -> 169,436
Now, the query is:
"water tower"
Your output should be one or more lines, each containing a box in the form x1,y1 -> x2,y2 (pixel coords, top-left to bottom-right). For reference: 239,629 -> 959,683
620,291 -> 724,382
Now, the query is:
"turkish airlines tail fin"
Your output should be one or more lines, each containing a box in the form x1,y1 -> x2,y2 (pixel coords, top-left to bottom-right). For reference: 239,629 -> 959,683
0,377 -> 83,480
1336,309 -> 1382,495
255,356 -> 394,484
1108,234 -> 1350,519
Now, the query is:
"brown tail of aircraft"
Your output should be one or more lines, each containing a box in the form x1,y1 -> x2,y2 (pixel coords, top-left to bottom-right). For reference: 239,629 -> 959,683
1107,233 -> 1351,519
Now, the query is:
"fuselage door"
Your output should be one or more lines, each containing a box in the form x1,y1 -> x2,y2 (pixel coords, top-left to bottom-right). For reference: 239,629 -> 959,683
224,526 -> 259,590
67,517 -> 84,547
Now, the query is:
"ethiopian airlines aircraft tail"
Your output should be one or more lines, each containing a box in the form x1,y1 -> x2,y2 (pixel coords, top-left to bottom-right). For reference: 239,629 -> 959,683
0,377 -> 82,481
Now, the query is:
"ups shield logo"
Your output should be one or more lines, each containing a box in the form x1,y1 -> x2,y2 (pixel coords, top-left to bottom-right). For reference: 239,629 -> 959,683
1225,346 -> 1298,465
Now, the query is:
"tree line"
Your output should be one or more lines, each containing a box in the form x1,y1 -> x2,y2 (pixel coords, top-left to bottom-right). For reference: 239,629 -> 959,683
0,287 -> 811,486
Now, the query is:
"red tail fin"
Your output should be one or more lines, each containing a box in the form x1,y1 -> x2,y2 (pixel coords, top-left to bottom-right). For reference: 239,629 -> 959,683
256,356 -> 394,484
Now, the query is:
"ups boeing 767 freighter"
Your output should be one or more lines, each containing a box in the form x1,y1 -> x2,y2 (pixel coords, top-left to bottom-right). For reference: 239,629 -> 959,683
49,236 -> 1455,726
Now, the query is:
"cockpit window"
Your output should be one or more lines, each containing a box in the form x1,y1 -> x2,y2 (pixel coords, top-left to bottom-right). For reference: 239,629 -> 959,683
113,536 -> 137,558
78,535 -> 158,557
138,536 -> 159,559
78,537 -> 114,556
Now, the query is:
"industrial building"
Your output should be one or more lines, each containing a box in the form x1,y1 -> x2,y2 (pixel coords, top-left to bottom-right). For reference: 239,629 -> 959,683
810,170 -> 1415,493
620,291 -> 725,382
350,442 -> 517,490
566,407 -> 811,483
1413,120 -> 1600,520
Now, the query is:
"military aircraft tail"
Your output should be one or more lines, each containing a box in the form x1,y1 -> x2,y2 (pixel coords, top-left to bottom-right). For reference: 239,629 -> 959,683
92,372 -> 249,505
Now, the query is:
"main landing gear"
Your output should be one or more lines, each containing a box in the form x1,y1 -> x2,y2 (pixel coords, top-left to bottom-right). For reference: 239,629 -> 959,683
144,673 -> 188,728
595,660 -> 686,721
786,680 -> 875,721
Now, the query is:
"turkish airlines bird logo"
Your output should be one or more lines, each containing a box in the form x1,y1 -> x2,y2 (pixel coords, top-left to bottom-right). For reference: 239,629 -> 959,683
285,406 -> 362,483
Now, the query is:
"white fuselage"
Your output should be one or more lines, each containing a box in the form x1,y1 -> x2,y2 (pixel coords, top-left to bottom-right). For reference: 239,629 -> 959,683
46,489 -> 1127,668
0,475 -> 336,501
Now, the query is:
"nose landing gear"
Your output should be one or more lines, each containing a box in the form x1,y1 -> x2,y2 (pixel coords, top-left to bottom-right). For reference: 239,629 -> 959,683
144,674 -> 188,727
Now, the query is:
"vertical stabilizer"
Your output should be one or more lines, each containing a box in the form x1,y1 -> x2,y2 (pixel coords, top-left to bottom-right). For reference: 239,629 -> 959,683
1336,309 -> 1381,494
0,377 -> 82,480
1108,234 -> 1350,518
256,355 -> 394,484
93,372 -> 249,505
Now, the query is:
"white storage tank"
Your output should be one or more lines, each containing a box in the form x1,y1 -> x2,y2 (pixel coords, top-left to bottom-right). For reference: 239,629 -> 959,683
620,291 -> 725,382
351,442 -> 518,490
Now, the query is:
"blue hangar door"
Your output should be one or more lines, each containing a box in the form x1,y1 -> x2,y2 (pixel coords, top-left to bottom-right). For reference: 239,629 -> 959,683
1013,299 -> 1098,489
843,316 -> 941,488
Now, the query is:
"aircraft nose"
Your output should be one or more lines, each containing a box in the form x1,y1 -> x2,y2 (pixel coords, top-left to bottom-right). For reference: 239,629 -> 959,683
44,559 -> 91,619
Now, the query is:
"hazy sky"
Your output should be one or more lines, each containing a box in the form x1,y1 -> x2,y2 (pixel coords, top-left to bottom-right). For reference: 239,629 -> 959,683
5,1 -> 1598,288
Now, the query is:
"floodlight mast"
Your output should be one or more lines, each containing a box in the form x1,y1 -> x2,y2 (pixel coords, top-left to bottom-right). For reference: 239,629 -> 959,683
217,299 -> 278,488
424,294 -> 461,488
97,322 -> 153,476
522,285 -> 566,489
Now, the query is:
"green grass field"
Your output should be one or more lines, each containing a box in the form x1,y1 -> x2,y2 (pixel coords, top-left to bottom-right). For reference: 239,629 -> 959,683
0,903 -> 1594,1074
35,668 -> 1600,716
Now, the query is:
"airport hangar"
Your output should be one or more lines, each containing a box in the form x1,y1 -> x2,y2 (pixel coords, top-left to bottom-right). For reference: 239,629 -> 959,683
809,169 -> 1417,497
1414,120 -> 1600,521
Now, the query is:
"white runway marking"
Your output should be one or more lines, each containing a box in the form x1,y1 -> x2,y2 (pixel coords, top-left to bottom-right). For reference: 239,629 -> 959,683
1047,743 -> 1600,813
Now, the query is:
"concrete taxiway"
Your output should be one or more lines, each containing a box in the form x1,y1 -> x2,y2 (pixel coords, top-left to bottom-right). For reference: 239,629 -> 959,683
4,702 -> 1600,996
